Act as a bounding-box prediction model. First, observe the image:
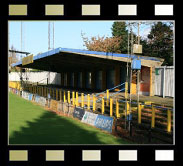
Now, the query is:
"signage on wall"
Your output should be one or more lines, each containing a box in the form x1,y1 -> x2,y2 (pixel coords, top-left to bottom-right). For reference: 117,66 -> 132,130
73,107 -> 85,120
81,111 -> 98,126
94,115 -> 114,133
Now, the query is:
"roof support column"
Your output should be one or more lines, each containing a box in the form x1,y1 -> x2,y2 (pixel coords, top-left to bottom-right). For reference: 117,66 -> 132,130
82,71 -> 86,89
61,72 -> 64,86
91,71 -> 96,90
115,66 -> 120,90
102,70 -> 106,90
74,72 -> 78,88
67,72 -> 71,87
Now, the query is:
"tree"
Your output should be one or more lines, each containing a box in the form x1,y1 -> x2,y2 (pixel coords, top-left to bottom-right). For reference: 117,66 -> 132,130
111,21 -> 128,53
81,32 -> 122,53
146,22 -> 173,65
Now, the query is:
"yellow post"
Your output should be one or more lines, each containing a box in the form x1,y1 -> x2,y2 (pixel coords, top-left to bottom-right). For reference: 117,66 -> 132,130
59,89 -> 62,101
167,109 -> 171,132
81,93 -> 84,108
126,101 -> 130,115
64,91 -> 66,103
151,105 -> 155,128
110,98 -> 113,117
56,89 -> 58,100
116,99 -> 120,118
68,91 -> 70,104
106,89 -> 109,106
102,97 -> 104,114
76,92 -> 79,106
125,82 -> 128,99
72,91 -> 75,106
87,94 -> 90,110
93,95 -> 96,112
138,103 -> 142,124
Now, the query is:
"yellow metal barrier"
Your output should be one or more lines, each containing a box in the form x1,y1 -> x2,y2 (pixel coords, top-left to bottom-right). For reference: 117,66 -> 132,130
138,103 -> 142,124
76,92 -> 79,106
116,99 -> 120,118
102,97 -> 104,114
151,105 -> 155,128
106,89 -> 109,106
9,81 -> 21,90
81,93 -> 84,108
110,98 -> 113,117
126,101 -> 130,115
93,95 -> 96,112
167,110 -> 171,132
87,94 -> 90,110
64,91 -> 66,103
56,89 -> 58,100
72,91 -> 75,106
59,89 -> 62,101
125,82 -> 128,99
68,91 -> 70,103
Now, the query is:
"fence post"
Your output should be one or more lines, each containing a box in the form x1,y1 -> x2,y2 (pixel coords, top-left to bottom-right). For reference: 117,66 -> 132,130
64,91 -> 66,103
138,103 -> 142,124
67,91 -> 70,103
59,89 -> 62,101
151,105 -> 155,128
93,95 -> 96,112
76,92 -> 79,106
81,93 -> 84,108
116,99 -> 120,118
106,89 -> 109,106
125,82 -> 128,99
126,101 -> 130,115
167,109 -> 171,132
110,98 -> 113,117
87,94 -> 90,110
72,91 -> 75,106
102,97 -> 104,114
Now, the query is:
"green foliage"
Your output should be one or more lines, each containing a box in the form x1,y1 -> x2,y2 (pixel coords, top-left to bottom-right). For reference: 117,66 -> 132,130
111,22 -> 129,53
142,22 -> 173,65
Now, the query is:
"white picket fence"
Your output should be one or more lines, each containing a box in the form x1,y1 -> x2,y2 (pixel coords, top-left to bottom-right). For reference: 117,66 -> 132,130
155,66 -> 174,98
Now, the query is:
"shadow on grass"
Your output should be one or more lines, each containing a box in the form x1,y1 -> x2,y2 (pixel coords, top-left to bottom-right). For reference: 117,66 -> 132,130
9,110 -> 129,145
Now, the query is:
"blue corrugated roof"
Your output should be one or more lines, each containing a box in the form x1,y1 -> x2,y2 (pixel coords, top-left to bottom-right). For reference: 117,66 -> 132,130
12,47 -> 162,67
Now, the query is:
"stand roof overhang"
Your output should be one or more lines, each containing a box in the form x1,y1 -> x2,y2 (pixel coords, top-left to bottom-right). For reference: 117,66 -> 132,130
11,47 -> 164,72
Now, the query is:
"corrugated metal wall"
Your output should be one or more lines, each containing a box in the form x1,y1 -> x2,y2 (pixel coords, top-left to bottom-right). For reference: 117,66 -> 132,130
9,71 -> 61,85
155,66 -> 174,97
